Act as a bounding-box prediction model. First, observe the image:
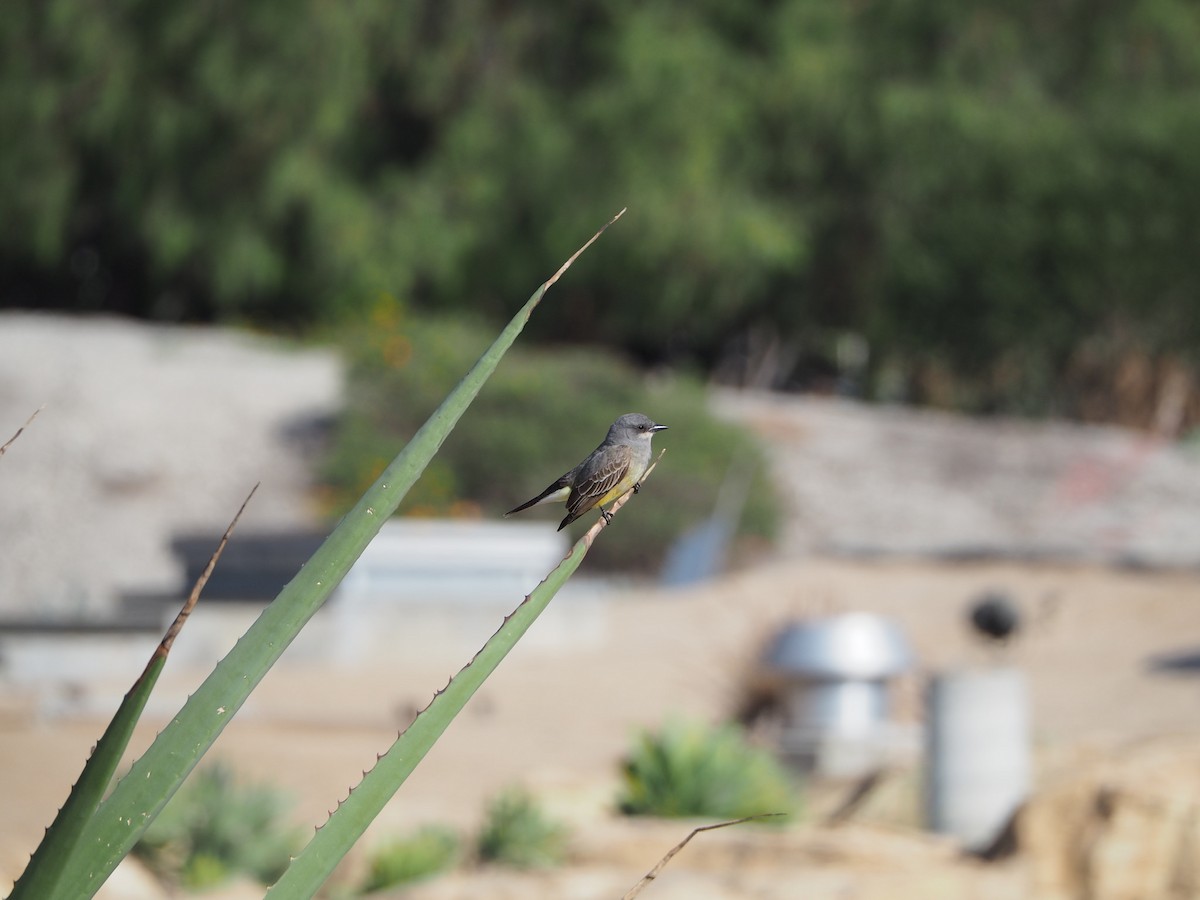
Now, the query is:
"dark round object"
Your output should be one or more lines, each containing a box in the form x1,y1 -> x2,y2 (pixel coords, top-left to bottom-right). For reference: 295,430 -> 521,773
969,593 -> 1021,642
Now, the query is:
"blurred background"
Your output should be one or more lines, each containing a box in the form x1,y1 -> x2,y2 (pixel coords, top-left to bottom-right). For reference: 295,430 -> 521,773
2,2 -> 1200,898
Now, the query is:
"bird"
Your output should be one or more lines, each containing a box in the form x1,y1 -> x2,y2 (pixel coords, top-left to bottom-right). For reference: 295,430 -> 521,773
504,413 -> 668,531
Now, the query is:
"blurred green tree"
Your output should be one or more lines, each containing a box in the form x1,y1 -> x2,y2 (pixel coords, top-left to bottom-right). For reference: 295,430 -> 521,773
4,0 -> 1200,419
0,1 -> 424,321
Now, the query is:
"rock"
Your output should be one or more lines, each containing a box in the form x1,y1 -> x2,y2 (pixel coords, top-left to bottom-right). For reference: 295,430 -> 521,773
1018,735 -> 1200,900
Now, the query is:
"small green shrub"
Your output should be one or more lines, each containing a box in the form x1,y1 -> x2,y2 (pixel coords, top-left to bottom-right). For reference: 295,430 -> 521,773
132,762 -> 303,889
476,788 -> 568,869
180,853 -> 228,891
363,825 -> 460,892
618,719 -> 798,821
320,304 -> 779,572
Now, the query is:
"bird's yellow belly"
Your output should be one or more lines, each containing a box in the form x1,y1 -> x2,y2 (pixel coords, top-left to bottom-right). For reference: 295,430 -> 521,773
593,469 -> 642,511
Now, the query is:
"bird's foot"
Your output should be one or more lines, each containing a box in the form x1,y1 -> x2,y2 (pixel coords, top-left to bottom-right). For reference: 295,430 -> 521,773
600,509 -> 614,523
632,483 -> 641,494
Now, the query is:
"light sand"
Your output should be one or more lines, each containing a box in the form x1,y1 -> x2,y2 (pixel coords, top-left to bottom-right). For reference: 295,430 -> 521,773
3,557 -> 1199,882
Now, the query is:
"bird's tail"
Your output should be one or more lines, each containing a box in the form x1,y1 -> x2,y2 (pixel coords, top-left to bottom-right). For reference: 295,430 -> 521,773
504,479 -> 571,517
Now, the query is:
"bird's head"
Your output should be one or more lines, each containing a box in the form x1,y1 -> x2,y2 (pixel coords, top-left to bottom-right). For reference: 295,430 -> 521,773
610,413 -> 668,442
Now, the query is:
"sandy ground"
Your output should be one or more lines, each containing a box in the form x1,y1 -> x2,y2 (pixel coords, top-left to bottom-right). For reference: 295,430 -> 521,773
3,557 -> 1200,889
3,314 -> 1200,895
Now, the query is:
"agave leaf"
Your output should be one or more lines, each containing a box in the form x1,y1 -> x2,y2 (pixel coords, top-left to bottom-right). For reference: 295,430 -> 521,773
56,211 -> 624,899
11,486 -> 256,900
267,452 -> 663,898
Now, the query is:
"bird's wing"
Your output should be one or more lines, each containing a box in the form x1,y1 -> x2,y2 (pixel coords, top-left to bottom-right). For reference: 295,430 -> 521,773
561,443 -> 633,526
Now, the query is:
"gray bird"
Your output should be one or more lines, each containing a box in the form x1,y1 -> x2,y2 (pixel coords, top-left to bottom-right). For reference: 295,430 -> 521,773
505,413 -> 668,530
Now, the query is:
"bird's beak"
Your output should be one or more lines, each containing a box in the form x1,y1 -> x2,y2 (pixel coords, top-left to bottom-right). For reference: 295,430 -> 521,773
651,424 -> 669,432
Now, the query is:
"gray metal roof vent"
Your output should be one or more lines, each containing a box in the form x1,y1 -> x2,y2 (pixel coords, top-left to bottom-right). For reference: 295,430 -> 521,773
765,612 -> 912,681
762,613 -> 915,779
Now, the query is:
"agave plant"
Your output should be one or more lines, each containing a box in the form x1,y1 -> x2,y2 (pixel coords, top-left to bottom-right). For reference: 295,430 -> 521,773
10,211 -> 633,900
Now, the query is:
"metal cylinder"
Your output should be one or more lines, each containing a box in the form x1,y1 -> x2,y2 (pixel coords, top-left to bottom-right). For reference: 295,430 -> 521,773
925,667 -> 1031,850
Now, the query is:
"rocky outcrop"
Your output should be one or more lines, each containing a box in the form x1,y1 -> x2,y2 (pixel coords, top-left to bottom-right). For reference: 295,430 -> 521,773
1019,736 -> 1200,900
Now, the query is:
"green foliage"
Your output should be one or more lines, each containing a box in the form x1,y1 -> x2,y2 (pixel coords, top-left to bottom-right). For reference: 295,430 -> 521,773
848,0 -> 1200,413
6,2 -> 1200,417
363,826 -> 460,892
0,0 -> 416,322
618,720 -> 798,821
132,763 -> 303,889
320,305 -> 778,571
476,789 -> 569,869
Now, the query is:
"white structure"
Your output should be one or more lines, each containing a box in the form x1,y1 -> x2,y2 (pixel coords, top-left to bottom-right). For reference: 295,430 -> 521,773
0,519 -> 610,717
925,667 -> 1031,850
339,519 -> 568,604
330,519 -> 606,665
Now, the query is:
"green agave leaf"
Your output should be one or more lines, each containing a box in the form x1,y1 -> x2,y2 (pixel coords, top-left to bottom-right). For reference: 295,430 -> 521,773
11,487 -> 257,900
267,451 -> 663,899
10,657 -> 166,900
56,211 -> 624,899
